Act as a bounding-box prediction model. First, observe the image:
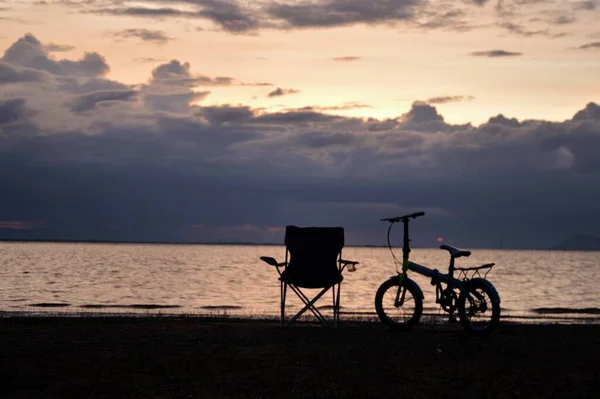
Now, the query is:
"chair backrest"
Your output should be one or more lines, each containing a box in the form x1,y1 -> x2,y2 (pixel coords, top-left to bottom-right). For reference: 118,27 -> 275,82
284,226 -> 344,288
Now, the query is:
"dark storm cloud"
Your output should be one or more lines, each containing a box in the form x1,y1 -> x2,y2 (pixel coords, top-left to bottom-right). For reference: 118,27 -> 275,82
111,29 -> 174,45
469,49 -> 523,57
2,33 -> 600,248
267,87 -> 300,98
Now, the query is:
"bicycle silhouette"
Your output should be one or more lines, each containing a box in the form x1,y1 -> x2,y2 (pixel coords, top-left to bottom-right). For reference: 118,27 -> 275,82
375,212 -> 501,336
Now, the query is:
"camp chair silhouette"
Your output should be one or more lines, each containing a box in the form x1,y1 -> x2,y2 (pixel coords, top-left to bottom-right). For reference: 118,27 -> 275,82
260,225 -> 358,328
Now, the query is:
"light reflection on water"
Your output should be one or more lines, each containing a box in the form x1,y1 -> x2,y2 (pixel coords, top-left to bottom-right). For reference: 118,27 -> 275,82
1,242 -> 599,322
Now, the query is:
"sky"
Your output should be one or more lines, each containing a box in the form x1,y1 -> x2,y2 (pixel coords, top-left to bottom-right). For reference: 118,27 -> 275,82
1,0 -> 599,248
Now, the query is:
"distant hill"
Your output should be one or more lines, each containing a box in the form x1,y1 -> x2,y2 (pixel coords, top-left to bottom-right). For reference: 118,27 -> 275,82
550,234 -> 600,251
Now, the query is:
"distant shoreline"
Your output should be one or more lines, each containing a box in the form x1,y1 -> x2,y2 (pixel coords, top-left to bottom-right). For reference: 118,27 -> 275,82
0,238 -> 423,248
1,238 -> 600,251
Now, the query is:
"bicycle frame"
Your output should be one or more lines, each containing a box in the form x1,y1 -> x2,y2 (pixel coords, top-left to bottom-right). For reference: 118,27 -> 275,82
378,212 -> 501,333
392,260 -> 471,306
385,213 -> 472,306
407,261 -> 469,296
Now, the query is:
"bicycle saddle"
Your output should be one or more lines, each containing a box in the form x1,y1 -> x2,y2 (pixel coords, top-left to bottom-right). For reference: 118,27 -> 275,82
439,244 -> 471,258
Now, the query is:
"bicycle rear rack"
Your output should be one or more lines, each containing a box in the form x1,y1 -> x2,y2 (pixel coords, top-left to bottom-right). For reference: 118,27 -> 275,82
455,263 -> 495,280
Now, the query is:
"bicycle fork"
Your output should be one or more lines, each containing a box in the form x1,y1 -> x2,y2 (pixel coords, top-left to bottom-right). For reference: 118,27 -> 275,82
393,259 -> 411,307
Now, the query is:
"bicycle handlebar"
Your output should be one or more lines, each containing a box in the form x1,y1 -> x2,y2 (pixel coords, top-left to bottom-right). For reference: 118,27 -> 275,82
380,211 -> 425,223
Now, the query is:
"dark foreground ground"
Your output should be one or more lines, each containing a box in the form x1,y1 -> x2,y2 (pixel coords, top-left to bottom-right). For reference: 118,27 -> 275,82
1,317 -> 599,398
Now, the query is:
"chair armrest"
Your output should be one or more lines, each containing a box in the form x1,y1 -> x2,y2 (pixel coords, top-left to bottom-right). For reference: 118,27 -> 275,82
340,259 -> 359,272
260,256 -> 287,267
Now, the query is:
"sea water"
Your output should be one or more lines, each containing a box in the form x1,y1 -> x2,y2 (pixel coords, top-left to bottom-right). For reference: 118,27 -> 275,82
1,242 -> 599,323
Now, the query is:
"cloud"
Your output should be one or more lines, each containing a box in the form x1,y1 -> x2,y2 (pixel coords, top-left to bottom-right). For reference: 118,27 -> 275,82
89,1 -> 260,34
418,9 -> 483,32
577,41 -> 600,50
65,0 -> 580,37
84,0 -> 425,33
91,7 -> 189,19
2,33 -> 109,77
194,0 -> 261,33
267,87 -> 301,98
469,49 -> 523,57
573,0 -> 597,11
397,101 -> 451,132
498,22 -> 549,37
0,60 -> 50,83
0,221 -> 39,230
287,102 -> 371,112
111,29 -> 174,45
549,15 -> 577,25
45,43 -> 75,52
149,60 -> 234,86
135,57 -> 168,63
0,98 -> 33,125
242,81 -> 274,87
265,0 -> 422,29
332,56 -> 361,62
3,33 -> 600,248
425,96 -> 475,104
68,89 -> 138,112
572,102 -> 600,120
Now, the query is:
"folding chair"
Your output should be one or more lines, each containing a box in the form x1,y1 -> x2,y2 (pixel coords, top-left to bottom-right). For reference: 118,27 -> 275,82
260,225 -> 359,328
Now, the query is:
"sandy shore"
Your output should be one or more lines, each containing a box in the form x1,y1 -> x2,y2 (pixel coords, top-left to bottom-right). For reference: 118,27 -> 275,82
1,317 -> 599,398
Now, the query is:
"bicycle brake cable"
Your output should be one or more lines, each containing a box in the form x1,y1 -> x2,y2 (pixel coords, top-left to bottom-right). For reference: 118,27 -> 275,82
387,222 -> 402,273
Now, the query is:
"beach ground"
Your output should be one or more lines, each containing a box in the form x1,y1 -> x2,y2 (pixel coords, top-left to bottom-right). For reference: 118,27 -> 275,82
1,316 -> 599,398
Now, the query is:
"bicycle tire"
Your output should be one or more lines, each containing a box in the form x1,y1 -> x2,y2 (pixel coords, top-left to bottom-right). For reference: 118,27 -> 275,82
375,277 -> 423,330
457,278 -> 501,336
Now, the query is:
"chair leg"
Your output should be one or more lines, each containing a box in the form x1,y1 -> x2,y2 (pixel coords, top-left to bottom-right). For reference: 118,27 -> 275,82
331,284 -> 337,327
284,285 -> 331,328
333,283 -> 341,328
281,280 -> 287,327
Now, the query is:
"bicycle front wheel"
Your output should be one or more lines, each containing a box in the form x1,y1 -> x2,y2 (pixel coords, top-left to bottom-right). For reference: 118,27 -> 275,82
458,278 -> 501,336
375,277 -> 423,330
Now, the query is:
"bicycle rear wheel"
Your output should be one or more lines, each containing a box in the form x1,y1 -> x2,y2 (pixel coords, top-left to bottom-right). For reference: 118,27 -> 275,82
458,278 -> 501,336
375,277 -> 423,330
